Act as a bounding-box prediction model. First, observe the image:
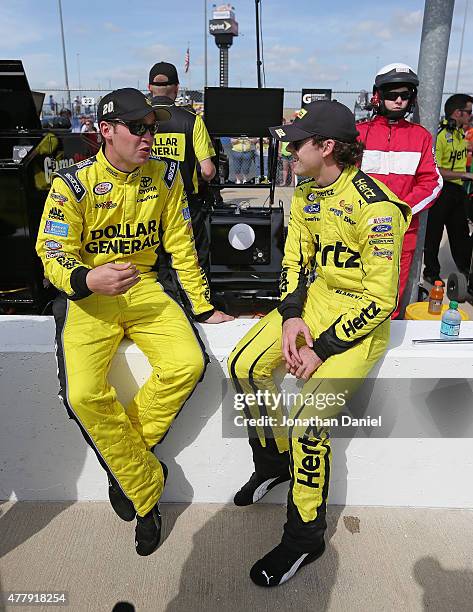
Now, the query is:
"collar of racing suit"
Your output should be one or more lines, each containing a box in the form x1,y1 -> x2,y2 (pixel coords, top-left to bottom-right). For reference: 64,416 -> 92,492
309,164 -> 358,198
370,114 -> 408,127
96,147 -> 142,184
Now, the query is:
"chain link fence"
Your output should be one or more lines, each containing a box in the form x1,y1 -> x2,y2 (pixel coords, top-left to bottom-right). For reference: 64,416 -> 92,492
39,86 -> 462,141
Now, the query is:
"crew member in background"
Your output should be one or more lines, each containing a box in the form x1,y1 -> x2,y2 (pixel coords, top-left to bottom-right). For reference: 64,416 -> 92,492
36,88 -> 232,558
423,93 -> 473,284
148,61 -> 216,300
357,63 -> 442,315
228,101 -> 411,587
464,117 -> 473,221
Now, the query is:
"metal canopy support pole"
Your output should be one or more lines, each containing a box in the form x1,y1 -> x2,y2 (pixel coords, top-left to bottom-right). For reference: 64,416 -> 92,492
204,0 -> 208,88
255,0 -> 262,88
57,0 -> 71,111
255,0 -> 265,180
398,0 -> 455,319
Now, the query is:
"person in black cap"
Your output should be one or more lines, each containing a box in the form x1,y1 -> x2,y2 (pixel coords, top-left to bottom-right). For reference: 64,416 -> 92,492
228,100 -> 411,587
36,87 -> 232,557
147,61 -> 216,305
423,93 -> 473,284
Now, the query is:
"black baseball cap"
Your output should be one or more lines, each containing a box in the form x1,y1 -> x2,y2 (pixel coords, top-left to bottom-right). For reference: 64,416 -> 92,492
269,100 -> 359,144
97,88 -> 171,123
149,62 -> 179,86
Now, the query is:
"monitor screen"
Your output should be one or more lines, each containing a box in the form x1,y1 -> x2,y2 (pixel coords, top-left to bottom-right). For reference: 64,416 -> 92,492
204,87 -> 284,137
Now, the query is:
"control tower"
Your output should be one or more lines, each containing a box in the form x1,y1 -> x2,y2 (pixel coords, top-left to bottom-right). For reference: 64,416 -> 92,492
209,3 -> 239,87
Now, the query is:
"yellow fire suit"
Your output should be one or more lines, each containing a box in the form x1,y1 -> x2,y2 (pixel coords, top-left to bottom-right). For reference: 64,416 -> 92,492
36,147 -> 213,517
228,165 -> 411,552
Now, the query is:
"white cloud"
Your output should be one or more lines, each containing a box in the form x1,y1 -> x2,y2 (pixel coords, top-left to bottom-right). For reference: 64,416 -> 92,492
394,10 -> 423,33
266,55 -> 347,84
358,20 -> 392,40
131,43 -> 177,63
265,44 -> 302,59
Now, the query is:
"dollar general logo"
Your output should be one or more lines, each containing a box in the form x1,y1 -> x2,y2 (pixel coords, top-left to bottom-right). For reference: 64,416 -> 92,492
295,108 -> 307,119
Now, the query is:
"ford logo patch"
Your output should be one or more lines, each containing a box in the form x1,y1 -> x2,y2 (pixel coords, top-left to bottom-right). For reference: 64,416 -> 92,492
371,224 -> 392,233
304,204 -> 320,214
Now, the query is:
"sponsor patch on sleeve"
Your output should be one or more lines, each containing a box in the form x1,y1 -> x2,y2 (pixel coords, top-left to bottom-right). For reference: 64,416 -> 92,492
368,238 -> 394,245
44,220 -> 69,237
370,224 -> 392,233
163,160 -> 178,189
45,240 -> 63,250
50,190 -> 68,203
368,216 -> 392,225
182,206 -> 191,221
48,207 -> 65,221
372,246 -> 393,260
55,167 -> 87,201
46,250 -> 66,259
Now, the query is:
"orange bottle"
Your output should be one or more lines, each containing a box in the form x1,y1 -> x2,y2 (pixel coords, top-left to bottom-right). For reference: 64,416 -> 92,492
428,280 -> 444,315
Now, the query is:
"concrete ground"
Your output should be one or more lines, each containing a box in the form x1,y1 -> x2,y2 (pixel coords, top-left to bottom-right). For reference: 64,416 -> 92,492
2,188 -> 472,612
1,501 -> 473,612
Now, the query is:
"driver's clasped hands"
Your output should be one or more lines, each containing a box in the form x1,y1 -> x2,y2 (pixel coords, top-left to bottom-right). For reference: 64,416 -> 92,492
282,317 -> 322,380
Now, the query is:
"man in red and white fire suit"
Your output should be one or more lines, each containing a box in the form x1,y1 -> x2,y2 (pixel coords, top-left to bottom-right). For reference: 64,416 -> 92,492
357,63 -> 442,317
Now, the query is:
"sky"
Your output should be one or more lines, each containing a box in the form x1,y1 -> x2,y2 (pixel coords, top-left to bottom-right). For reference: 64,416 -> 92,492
3,0 -> 473,109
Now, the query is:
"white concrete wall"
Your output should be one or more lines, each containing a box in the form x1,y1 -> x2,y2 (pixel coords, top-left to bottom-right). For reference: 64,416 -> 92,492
1,315 -> 473,508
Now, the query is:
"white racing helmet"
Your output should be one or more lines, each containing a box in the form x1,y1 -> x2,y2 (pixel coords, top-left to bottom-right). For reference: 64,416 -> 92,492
372,63 -> 419,118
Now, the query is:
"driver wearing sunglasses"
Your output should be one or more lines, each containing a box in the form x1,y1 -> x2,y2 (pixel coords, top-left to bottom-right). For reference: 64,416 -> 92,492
107,118 -> 160,137
423,93 -> 473,285
36,87 -> 232,559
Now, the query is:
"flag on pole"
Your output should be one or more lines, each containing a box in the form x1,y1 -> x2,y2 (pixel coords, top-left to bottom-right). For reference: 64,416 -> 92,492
184,47 -> 190,73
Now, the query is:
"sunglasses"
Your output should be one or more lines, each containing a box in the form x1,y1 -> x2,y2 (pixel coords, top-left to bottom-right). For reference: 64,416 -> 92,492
109,119 -> 159,136
383,91 -> 412,101
291,137 -> 313,151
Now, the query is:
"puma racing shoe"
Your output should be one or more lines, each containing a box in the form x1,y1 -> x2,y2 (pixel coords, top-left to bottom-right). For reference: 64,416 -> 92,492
233,471 -> 290,506
250,541 -> 326,587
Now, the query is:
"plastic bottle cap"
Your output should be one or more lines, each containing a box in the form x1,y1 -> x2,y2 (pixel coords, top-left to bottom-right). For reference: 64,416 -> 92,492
449,300 -> 458,309
434,280 -> 443,286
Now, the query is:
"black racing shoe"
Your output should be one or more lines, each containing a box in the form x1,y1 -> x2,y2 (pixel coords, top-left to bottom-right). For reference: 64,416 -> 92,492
134,460 -> 168,557
250,541 -> 326,587
135,504 -> 162,556
233,472 -> 290,506
108,477 -> 135,522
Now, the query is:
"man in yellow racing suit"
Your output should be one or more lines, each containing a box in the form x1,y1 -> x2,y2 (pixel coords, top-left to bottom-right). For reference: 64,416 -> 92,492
228,100 -> 411,586
36,88 -> 232,556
